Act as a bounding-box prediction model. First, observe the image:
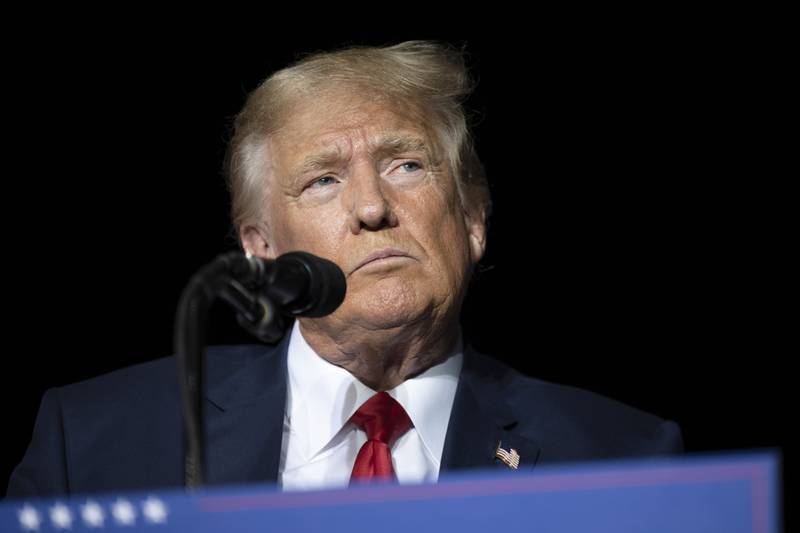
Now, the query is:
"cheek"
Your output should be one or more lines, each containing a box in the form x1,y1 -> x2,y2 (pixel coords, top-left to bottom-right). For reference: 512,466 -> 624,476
407,186 -> 471,280
274,205 -> 346,258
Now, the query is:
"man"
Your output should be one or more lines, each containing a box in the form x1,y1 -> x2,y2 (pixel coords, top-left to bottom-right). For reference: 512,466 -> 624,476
7,41 -> 682,498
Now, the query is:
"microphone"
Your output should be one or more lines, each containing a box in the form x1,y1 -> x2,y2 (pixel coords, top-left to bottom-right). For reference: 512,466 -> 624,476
213,250 -> 346,343
236,251 -> 347,318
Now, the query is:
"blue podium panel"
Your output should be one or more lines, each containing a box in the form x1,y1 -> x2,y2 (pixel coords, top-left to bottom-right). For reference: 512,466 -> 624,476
2,451 -> 781,532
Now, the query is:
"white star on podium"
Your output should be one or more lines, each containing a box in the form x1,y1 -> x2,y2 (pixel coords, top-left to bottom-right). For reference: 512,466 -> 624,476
49,503 -> 73,529
111,498 -> 136,526
142,496 -> 168,524
18,504 -> 41,531
80,500 -> 105,528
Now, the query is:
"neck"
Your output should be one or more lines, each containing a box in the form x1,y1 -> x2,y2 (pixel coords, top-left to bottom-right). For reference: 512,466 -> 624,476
297,317 -> 461,390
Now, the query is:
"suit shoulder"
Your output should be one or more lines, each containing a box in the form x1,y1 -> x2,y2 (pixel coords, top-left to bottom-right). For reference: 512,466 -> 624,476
466,349 -> 683,460
55,343 -> 278,410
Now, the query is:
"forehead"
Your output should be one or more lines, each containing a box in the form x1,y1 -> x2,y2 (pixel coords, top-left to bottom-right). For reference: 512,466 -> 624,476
270,91 -> 432,169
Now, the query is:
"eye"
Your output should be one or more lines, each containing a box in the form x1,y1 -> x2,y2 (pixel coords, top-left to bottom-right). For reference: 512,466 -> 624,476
401,162 -> 422,172
384,160 -> 426,183
308,175 -> 339,189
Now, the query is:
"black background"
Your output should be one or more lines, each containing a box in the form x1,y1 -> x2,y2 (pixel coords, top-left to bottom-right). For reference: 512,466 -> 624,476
3,18 -> 793,526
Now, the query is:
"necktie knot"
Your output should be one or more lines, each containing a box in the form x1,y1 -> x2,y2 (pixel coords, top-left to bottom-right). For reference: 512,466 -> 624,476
350,391 -> 412,445
349,391 -> 412,483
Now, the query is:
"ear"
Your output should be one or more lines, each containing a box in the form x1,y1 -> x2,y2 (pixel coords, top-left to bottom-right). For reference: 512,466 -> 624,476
239,223 -> 277,260
463,207 -> 487,264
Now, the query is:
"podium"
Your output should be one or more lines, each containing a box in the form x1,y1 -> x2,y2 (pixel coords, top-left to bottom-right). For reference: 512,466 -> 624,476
2,451 -> 781,532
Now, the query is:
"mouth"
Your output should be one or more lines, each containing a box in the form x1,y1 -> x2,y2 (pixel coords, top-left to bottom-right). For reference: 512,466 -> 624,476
351,247 -> 414,274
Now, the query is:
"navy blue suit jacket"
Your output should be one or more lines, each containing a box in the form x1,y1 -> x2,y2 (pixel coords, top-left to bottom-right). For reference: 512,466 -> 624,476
7,333 -> 683,498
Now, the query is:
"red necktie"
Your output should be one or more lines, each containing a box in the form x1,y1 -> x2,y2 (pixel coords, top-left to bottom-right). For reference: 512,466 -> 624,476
349,392 -> 412,484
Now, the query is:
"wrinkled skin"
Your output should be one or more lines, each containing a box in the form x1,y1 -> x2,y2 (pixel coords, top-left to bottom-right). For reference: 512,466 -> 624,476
240,91 -> 486,390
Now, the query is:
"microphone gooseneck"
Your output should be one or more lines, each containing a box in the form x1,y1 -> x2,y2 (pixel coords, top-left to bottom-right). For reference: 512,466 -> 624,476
174,250 -> 346,489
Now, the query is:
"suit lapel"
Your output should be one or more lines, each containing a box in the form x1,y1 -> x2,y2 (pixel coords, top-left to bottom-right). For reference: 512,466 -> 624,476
203,335 -> 290,486
441,345 -> 541,474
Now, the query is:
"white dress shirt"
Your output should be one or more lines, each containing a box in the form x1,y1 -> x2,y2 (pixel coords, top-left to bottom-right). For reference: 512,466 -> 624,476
279,320 -> 463,491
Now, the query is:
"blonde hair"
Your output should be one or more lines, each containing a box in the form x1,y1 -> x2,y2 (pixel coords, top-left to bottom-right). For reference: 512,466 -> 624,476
224,41 -> 491,242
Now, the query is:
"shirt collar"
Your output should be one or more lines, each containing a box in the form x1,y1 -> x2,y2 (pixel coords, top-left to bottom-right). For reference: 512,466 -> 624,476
286,320 -> 463,465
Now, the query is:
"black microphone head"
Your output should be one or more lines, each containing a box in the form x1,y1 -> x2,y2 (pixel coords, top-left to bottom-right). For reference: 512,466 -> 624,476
273,251 -> 347,317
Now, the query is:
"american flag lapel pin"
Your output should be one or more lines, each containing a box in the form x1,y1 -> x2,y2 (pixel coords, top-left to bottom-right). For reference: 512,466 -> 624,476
495,441 -> 520,469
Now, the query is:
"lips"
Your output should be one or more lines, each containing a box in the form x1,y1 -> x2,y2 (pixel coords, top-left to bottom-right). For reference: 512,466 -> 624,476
351,247 -> 413,274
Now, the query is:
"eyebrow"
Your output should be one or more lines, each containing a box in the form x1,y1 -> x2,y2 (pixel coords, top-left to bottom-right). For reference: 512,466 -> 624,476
373,133 -> 430,160
292,133 -> 431,177
293,148 -> 343,177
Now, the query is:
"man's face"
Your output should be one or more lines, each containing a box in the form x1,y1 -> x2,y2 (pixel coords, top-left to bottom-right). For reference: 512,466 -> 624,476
245,91 -> 486,331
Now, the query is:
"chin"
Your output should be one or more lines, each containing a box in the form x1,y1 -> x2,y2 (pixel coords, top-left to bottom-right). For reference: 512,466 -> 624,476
340,279 -> 431,330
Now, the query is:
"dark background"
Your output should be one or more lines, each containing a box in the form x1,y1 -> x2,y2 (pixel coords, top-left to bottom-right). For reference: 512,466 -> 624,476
4,20 -> 792,525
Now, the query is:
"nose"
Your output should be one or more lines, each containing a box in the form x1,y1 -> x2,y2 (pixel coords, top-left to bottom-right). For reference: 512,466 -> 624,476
344,164 -> 398,234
